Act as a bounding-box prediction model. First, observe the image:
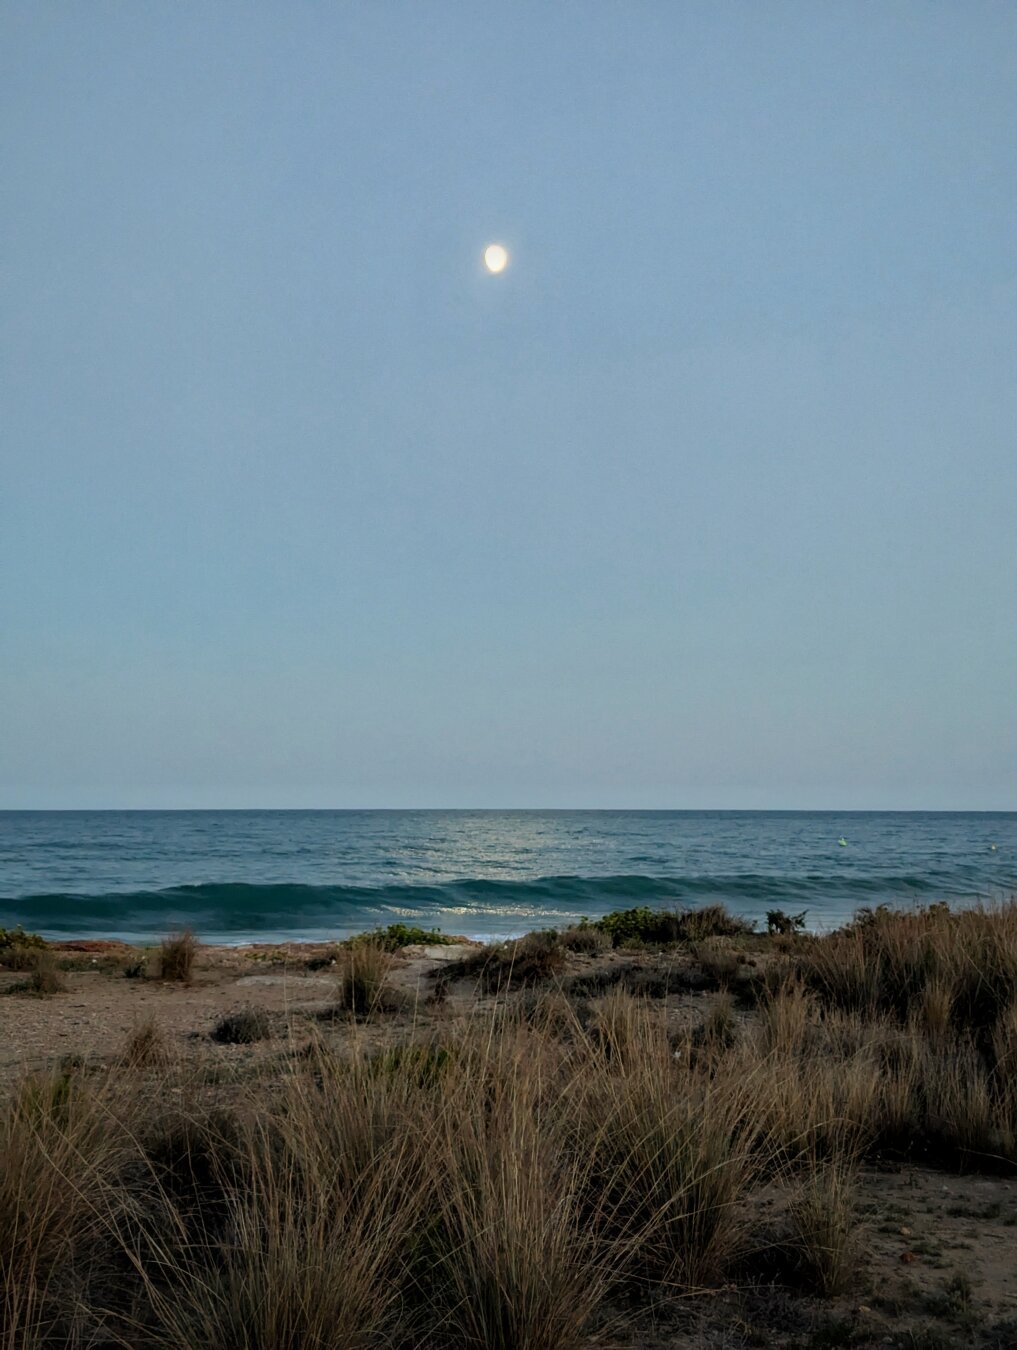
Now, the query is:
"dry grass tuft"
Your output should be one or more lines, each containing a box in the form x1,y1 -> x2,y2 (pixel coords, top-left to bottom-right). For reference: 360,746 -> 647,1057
5,949 -> 67,998
421,1033 -> 605,1349
153,930 -> 198,984
795,901 -> 1017,1037
333,940 -> 400,1015
559,923 -> 611,954
120,1016 -> 170,1068
693,937 -> 743,989
701,993 -> 739,1050
918,976 -> 955,1041
788,1162 -> 860,1295
141,1108 -> 417,1349
583,1048 -> 761,1287
0,1070 -> 134,1349
444,928 -> 567,992
28,949 -> 67,996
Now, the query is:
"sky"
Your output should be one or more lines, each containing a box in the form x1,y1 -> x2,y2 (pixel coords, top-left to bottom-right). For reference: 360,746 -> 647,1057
1,2 -> 1015,810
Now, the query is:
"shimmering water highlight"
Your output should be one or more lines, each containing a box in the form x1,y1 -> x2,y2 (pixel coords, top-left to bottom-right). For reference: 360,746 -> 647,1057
1,810 -> 1014,944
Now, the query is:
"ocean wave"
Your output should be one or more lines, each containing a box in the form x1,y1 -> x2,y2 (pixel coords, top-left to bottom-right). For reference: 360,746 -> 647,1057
1,870 -> 997,939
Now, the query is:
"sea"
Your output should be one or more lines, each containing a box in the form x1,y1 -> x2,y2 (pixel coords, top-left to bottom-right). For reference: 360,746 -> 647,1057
1,810 -> 1014,946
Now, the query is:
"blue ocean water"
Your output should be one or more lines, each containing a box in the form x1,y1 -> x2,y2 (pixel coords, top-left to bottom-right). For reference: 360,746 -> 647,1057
1,810 -> 1014,945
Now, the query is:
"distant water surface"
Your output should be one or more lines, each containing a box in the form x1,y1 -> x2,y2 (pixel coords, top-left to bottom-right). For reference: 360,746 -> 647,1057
1,810 -> 1014,945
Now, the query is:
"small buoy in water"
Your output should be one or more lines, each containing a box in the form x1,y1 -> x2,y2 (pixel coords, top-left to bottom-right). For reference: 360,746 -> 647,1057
991,844 -> 997,851
838,838 -> 848,847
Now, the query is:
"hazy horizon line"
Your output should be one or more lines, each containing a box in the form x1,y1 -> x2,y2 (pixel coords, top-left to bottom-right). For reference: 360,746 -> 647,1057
2,805 -> 1014,815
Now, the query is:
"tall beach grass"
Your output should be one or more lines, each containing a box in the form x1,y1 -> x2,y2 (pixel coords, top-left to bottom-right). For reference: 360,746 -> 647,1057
4,899 -> 1017,1346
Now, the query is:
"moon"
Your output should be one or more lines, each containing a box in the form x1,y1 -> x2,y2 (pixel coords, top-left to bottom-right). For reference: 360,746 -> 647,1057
483,243 -> 509,274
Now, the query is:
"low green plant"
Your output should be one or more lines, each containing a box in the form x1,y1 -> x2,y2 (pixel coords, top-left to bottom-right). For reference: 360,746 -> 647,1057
596,906 -> 678,946
922,1268 -> 979,1324
0,926 -> 48,970
596,904 -> 753,947
348,923 -> 454,951
245,947 -> 287,964
942,1268 -> 975,1314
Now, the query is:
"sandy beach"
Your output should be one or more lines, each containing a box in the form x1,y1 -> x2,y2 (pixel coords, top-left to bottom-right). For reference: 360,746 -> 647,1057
0,937 -> 480,1085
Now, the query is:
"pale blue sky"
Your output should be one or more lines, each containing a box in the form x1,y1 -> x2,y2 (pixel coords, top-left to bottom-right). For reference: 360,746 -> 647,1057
2,2 -> 1015,808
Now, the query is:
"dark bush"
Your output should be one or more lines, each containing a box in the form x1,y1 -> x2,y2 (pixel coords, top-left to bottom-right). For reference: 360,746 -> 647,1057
766,909 -> 808,935
596,904 -> 753,948
211,1006 -> 272,1045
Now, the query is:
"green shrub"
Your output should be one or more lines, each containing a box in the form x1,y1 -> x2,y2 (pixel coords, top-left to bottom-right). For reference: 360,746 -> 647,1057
0,926 -> 48,970
348,923 -> 455,952
596,904 -> 753,948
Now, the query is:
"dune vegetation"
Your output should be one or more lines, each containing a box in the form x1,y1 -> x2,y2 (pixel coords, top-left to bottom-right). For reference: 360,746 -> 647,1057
3,902 -> 1017,1347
